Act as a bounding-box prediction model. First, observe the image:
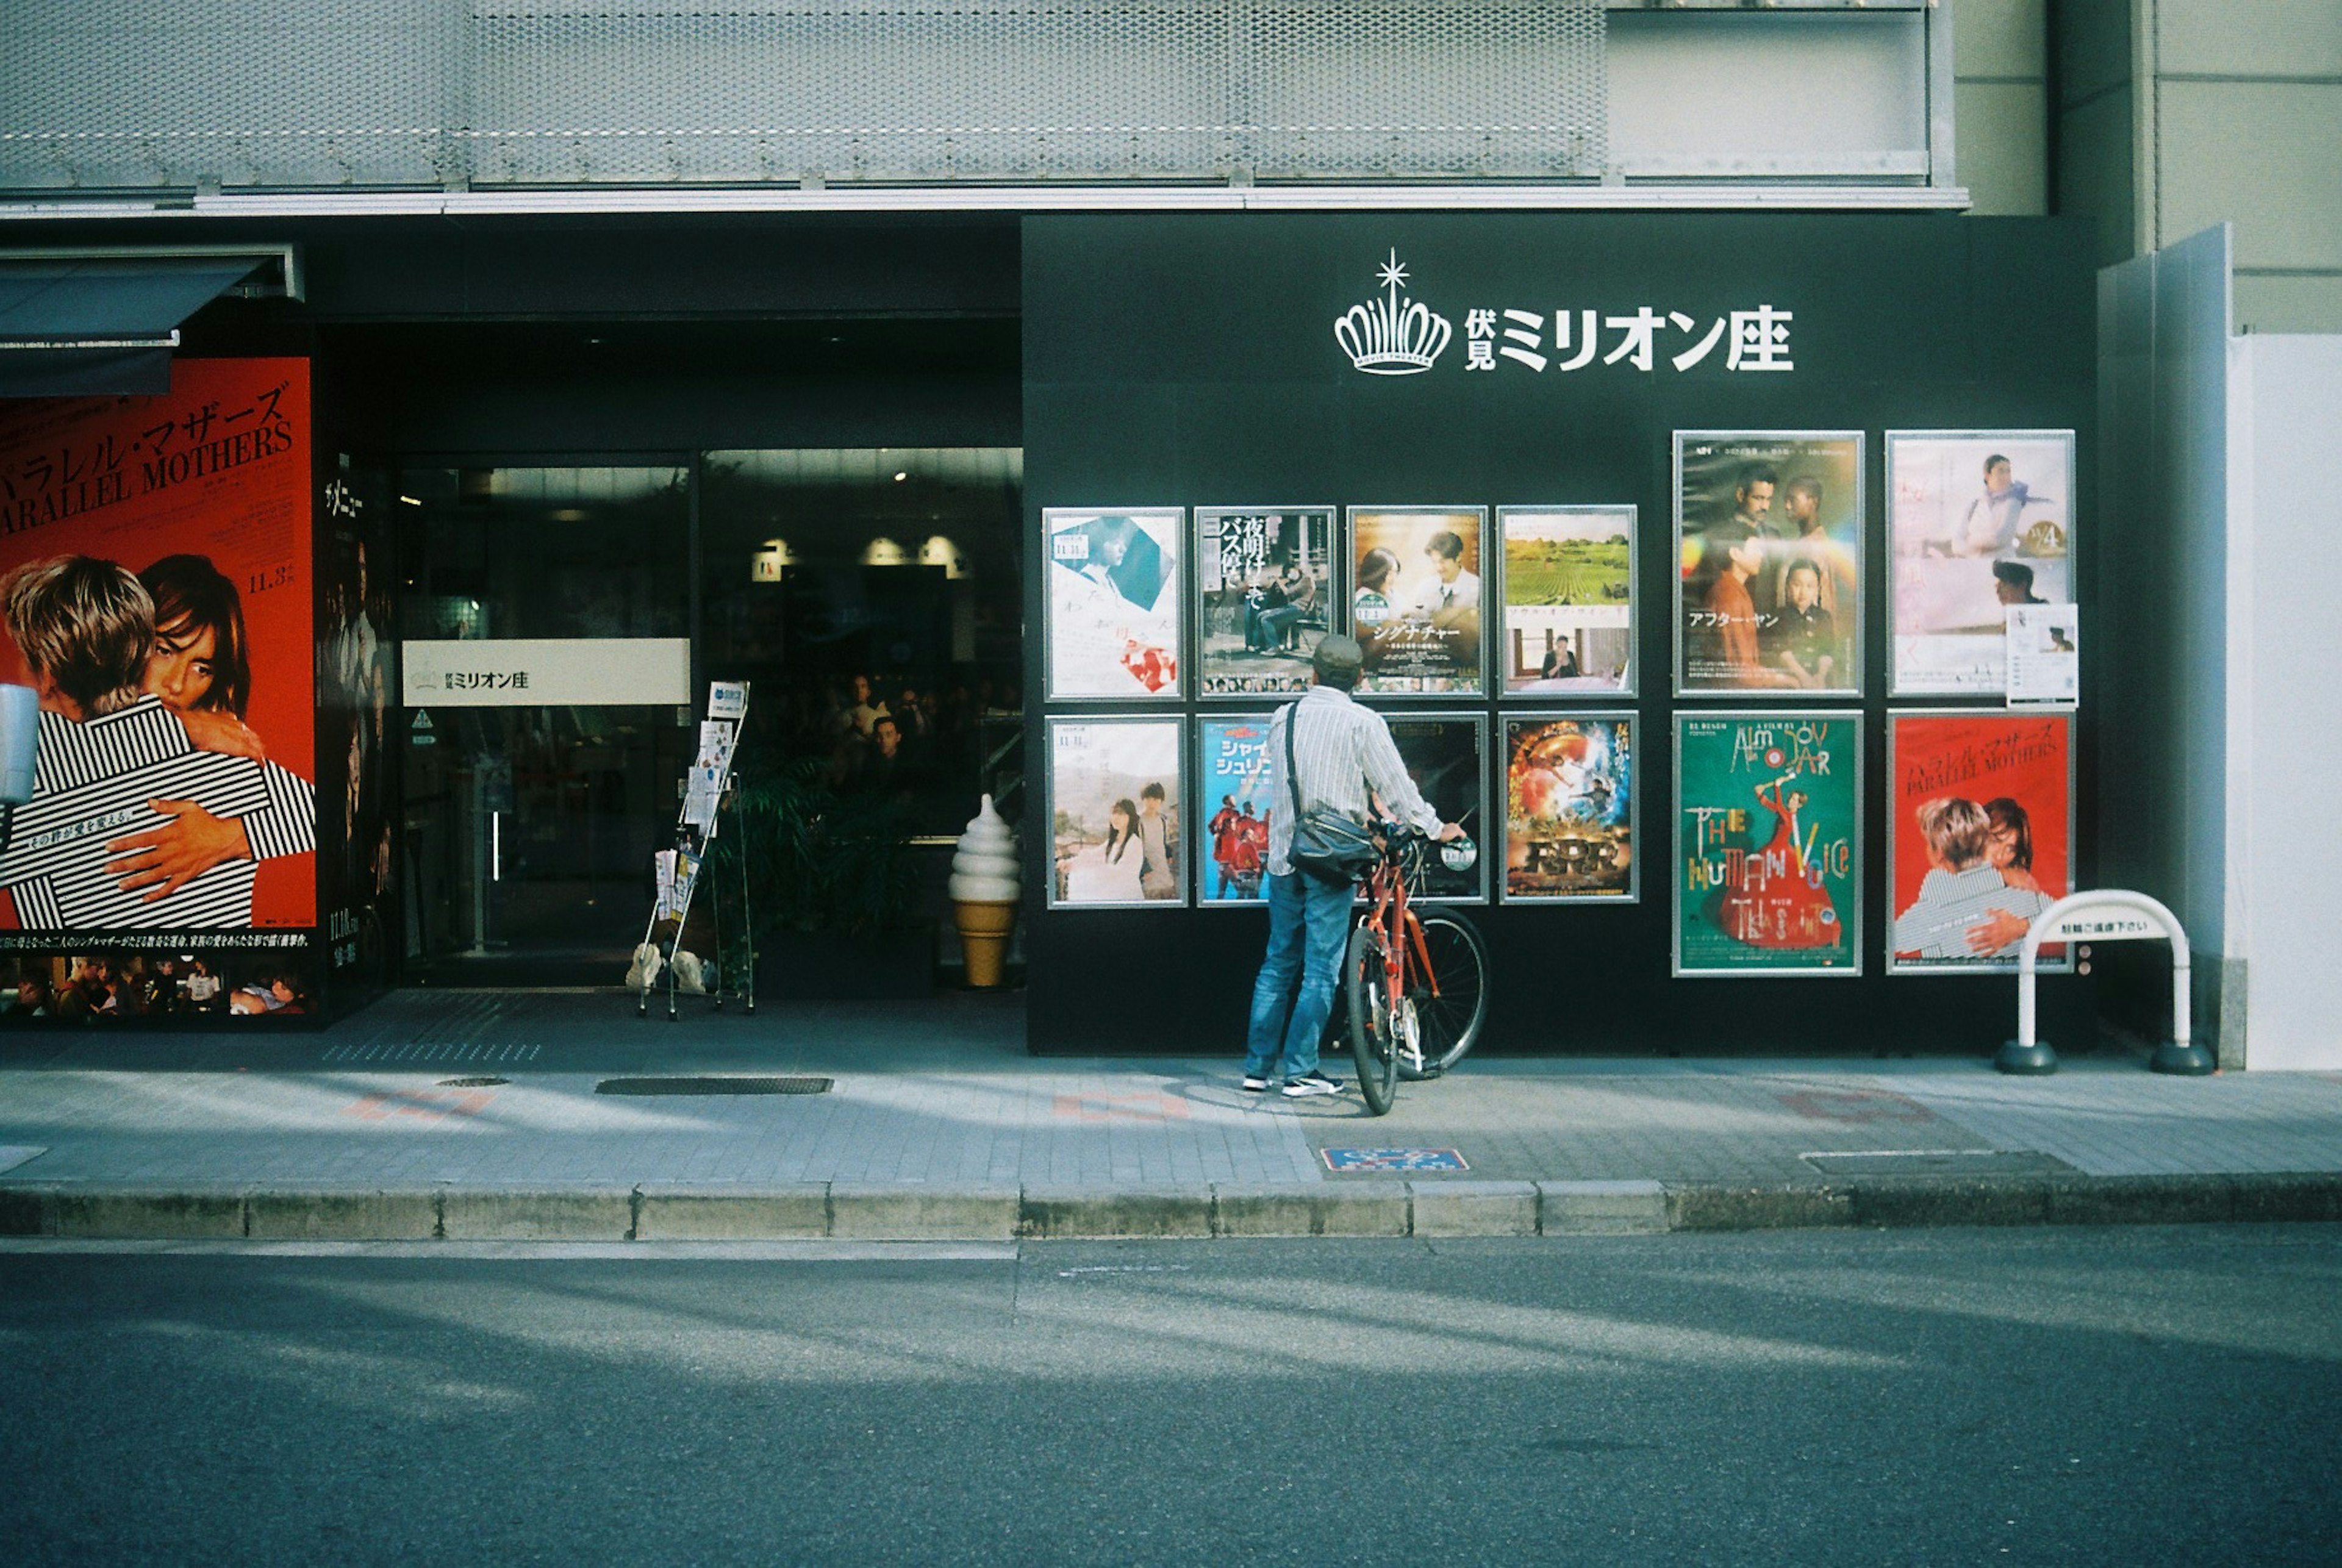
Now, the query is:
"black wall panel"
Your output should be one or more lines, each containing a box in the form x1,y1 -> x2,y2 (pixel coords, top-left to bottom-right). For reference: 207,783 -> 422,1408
1023,211 -> 2099,1056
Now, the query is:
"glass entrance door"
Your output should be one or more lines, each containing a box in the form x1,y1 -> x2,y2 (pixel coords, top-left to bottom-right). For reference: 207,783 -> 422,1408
396,466 -> 692,986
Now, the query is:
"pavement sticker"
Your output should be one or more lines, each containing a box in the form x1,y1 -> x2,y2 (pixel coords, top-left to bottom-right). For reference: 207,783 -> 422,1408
1322,1148 -> 1469,1172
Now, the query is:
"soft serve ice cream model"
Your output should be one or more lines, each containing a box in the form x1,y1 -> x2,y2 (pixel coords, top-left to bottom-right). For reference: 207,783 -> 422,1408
949,795 -> 1022,987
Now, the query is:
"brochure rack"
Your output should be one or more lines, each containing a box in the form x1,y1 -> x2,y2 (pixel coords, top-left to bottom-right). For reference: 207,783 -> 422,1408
635,681 -> 756,1020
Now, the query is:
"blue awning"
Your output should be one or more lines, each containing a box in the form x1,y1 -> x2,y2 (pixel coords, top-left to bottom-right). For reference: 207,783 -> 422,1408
0,256 -> 263,397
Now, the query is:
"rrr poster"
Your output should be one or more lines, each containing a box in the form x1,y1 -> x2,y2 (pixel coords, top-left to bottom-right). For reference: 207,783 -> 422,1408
1675,432 -> 1863,696
1044,507 -> 1183,700
1383,715 -> 1486,903
1504,715 -> 1635,902
1195,507 -> 1335,696
1888,712 -> 2073,974
1197,712 -> 1275,905
1886,431 -> 2076,695
1497,506 -> 1634,695
1674,714 -> 1860,976
1047,717 -> 1184,908
1350,507 -> 1485,696
0,359 -> 318,1019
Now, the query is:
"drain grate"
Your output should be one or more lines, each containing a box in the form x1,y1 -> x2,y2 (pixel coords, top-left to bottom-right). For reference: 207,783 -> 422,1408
595,1076 -> 832,1097
438,1076 -> 509,1088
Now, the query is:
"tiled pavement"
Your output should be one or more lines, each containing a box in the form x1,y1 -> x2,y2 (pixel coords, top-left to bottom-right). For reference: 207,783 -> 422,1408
1,991 -> 2338,1190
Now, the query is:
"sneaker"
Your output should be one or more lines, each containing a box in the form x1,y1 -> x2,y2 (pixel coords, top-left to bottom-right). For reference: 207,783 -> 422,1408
1281,1070 -> 1344,1098
1241,1074 -> 1272,1093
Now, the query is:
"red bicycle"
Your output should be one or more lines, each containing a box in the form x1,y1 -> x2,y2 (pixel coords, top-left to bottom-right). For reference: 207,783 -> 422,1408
1342,822 -> 1491,1116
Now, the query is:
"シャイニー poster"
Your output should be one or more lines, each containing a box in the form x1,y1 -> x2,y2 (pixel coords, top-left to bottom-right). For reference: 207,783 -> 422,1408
1047,717 -> 1184,907
1675,433 -> 1863,696
1497,506 -> 1634,695
1195,507 -> 1336,696
1888,712 -> 2073,973
1044,508 -> 1183,700
1504,715 -> 1635,902
1383,715 -> 1486,903
0,359 -> 318,1019
1674,714 -> 1860,976
1349,507 -> 1486,696
1197,712 -> 1275,904
1887,432 -> 2075,695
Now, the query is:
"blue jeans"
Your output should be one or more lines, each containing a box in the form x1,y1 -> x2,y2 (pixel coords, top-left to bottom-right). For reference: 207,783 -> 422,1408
1244,870 -> 1354,1079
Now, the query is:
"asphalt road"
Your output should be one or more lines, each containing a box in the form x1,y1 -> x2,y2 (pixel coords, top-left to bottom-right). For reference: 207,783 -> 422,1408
2,1225 -> 2338,1566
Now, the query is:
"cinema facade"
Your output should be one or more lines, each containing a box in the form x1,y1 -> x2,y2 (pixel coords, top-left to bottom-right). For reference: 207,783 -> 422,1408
1,1 -> 2325,1065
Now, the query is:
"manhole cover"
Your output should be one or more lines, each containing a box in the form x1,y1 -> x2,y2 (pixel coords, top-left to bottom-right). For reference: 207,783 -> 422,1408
594,1076 -> 832,1096
1802,1150 -> 2076,1177
438,1076 -> 509,1088
1321,1148 -> 1469,1173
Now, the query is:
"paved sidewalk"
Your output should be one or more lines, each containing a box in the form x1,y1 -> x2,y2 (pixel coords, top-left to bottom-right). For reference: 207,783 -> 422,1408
2,990 -> 2338,1240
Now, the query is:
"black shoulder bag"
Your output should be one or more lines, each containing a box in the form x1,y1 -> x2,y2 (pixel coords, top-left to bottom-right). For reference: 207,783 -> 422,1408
1284,704 -> 1379,886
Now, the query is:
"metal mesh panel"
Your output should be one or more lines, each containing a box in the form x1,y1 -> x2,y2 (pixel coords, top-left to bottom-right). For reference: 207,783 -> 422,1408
1,0 -> 460,190
0,1 -> 1605,193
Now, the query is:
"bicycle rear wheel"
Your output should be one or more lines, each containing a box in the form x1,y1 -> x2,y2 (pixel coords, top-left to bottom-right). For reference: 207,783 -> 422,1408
1398,908 -> 1490,1079
1344,922 -> 1401,1116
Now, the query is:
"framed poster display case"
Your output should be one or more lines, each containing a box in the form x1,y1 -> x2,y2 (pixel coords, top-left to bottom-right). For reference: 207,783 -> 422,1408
1885,431 -> 2077,698
1673,432 -> 1865,700
1672,712 -> 1863,978
1381,711 -> 1489,904
1348,506 -> 1488,698
1886,710 -> 2076,975
1193,505 -> 1339,699
1495,505 -> 1636,698
1042,507 -> 1184,701
1502,714 -> 1638,903
1045,715 -> 1187,909
1194,711 -> 1277,907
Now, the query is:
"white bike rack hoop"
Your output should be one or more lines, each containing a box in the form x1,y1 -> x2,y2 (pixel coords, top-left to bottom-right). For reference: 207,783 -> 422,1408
2000,889 -> 2215,1076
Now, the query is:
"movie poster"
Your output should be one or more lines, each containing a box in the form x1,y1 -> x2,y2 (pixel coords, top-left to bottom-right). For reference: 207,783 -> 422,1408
1675,432 -> 1864,697
1195,507 -> 1336,696
1674,714 -> 1860,976
1350,507 -> 1485,696
317,464 -> 396,987
0,359 -> 318,1021
1047,717 -> 1184,908
1044,507 -> 1183,700
1197,712 -> 1275,905
1504,715 -> 1635,902
1888,712 -> 2073,974
1886,432 -> 2075,695
1497,506 -> 1635,696
1384,715 -> 1486,903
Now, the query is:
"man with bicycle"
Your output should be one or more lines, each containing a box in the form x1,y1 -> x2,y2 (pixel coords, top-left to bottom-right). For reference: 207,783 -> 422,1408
1243,635 -> 1465,1098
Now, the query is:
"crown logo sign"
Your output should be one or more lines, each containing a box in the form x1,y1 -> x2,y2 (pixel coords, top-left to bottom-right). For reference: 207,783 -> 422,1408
1334,250 -> 1453,375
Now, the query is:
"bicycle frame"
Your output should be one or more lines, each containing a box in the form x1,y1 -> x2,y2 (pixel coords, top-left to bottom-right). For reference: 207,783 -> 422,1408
1359,833 -> 1445,1057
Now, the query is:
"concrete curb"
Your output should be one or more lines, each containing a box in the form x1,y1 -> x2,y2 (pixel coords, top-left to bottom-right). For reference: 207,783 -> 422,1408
0,1172 -> 2338,1242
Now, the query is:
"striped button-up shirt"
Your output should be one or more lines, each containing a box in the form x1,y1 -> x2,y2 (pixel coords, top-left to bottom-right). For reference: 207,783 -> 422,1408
0,698 -> 315,931
1264,684 -> 1440,878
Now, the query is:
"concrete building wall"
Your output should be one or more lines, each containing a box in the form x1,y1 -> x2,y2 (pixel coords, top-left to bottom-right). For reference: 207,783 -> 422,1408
2228,333 -> 2342,1069
1954,0 -> 2049,215
2055,0 -> 2342,332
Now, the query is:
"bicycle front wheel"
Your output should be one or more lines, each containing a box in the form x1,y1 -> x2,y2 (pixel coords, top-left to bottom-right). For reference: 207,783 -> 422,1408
1398,908 -> 1490,1079
1344,922 -> 1400,1116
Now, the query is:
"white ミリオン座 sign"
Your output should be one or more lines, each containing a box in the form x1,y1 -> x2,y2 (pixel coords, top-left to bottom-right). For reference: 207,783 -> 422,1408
401,639 -> 692,707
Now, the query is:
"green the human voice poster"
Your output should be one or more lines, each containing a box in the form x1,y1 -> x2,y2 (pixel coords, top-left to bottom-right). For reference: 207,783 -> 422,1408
1674,714 -> 1861,976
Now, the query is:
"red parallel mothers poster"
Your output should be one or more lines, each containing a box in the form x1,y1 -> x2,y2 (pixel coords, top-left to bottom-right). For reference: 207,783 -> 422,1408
0,359 -> 316,934
1888,712 -> 2071,973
